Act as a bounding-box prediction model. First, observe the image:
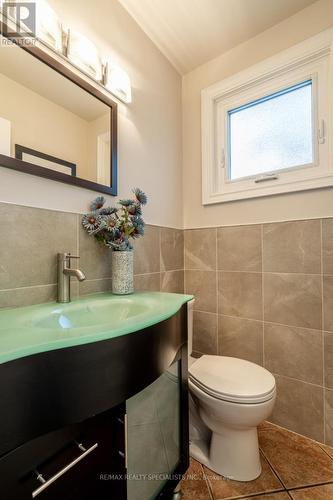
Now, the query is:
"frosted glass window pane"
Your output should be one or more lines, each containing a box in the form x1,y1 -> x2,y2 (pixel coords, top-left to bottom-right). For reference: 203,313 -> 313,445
228,80 -> 313,180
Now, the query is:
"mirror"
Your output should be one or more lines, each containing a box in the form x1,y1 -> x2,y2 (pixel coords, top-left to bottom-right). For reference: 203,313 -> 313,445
0,37 -> 117,195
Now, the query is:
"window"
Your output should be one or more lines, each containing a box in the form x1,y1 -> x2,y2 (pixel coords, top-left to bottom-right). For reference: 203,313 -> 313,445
202,30 -> 333,204
227,80 -> 313,181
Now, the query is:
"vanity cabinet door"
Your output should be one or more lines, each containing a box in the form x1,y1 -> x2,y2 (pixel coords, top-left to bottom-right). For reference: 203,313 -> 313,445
0,406 -> 127,500
126,359 -> 183,500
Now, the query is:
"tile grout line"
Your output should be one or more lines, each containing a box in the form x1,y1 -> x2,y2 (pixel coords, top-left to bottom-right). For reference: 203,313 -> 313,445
195,328 -> 333,386
159,226 -> 162,292
261,224 -> 265,367
183,229 -> 186,295
193,345 -> 331,388
184,216 -> 332,231
201,310 -> 263,322
258,445 -> 288,491
258,319 -> 323,334
184,233 -> 185,296
287,479 -> 333,492
200,462 -> 215,500
215,228 -> 219,355
0,205 -> 185,229
214,490 -> 285,500
182,230 -> 185,293
135,270 -> 183,277
271,372 -> 324,390
194,310 -> 325,335
211,484 -> 286,500
261,420 -> 333,456
195,309 -> 333,333
82,277 -> 112,283
259,423 -> 333,491
0,283 -> 57,292
242,490 -> 286,500
317,443 -> 333,461
321,219 -> 326,444
185,269 -> 324,276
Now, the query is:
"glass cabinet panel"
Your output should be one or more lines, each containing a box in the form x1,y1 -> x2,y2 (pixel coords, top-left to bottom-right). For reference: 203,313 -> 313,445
126,360 -> 181,500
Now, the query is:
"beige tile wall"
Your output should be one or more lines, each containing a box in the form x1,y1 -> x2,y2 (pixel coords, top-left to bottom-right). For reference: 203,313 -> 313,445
0,203 -> 184,308
185,218 -> 333,445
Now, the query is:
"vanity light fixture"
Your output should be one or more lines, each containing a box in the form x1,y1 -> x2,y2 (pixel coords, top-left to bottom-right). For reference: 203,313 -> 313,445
35,0 -> 62,52
104,62 -> 132,104
0,0 -> 62,51
66,29 -> 103,81
1,0 -> 132,104
63,27 -> 132,103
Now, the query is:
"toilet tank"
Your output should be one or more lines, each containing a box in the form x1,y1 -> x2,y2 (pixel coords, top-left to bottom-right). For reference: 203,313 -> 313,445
187,299 -> 195,357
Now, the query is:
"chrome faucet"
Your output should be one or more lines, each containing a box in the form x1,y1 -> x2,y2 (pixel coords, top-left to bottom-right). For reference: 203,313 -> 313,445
57,252 -> 86,303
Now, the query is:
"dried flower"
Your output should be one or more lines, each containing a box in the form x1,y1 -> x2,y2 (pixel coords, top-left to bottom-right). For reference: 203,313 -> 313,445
99,206 -> 117,215
82,212 -> 102,233
104,214 -> 118,232
119,198 -> 134,207
90,196 -> 106,211
128,203 -> 142,216
133,188 -> 147,205
82,189 -> 147,251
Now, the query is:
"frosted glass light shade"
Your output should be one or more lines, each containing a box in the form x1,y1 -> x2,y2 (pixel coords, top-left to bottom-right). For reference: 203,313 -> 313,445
228,80 -> 313,180
35,0 -> 62,51
68,30 -> 102,81
106,65 -> 132,103
0,0 -> 61,49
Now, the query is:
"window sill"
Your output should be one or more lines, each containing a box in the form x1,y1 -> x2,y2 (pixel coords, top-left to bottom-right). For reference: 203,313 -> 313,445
203,172 -> 333,204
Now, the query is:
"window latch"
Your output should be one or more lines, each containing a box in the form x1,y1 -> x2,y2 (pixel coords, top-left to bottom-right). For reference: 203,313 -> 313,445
318,119 -> 326,144
254,174 -> 279,183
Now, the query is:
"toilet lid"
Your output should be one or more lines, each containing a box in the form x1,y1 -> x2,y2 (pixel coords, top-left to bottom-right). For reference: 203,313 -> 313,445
189,355 -> 276,404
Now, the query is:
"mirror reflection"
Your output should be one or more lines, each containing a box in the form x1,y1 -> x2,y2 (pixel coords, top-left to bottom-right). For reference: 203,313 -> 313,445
0,41 -> 112,187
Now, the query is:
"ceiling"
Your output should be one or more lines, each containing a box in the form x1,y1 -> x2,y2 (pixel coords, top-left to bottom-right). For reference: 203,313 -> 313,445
118,0 -> 318,74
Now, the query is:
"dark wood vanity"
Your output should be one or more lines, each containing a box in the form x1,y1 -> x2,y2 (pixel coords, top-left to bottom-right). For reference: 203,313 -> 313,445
0,305 -> 189,500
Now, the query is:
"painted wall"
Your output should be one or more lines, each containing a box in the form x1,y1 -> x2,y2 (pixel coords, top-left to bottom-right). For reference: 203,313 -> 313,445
182,0 -> 333,229
0,0 -> 183,228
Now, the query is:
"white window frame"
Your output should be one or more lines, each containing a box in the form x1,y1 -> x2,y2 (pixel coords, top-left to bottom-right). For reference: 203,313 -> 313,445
201,29 -> 333,204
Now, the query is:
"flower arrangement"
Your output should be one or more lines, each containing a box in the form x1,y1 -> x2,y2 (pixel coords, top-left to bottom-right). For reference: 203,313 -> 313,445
82,188 -> 147,251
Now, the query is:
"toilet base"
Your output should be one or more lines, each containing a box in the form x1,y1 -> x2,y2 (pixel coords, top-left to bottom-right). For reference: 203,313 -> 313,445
190,426 -> 262,482
190,439 -> 210,468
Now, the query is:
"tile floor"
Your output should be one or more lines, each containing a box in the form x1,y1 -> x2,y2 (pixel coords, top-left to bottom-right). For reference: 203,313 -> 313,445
180,422 -> 333,499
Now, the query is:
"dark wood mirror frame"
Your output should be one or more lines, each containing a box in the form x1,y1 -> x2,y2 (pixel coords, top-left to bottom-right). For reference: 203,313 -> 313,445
0,25 -> 118,196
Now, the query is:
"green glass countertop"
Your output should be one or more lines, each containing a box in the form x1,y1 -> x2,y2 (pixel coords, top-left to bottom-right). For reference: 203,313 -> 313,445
0,292 -> 193,365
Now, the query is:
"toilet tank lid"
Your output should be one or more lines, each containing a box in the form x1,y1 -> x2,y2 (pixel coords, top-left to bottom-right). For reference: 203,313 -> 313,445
189,355 -> 276,402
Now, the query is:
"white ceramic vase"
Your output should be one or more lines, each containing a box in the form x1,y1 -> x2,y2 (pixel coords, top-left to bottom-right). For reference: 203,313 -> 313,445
112,250 -> 134,295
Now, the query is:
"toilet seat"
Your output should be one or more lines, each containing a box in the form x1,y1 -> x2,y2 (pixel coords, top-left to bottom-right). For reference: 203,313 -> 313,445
189,355 -> 276,404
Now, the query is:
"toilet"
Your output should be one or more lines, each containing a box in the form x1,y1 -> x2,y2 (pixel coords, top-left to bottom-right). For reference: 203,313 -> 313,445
187,300 -> 276,482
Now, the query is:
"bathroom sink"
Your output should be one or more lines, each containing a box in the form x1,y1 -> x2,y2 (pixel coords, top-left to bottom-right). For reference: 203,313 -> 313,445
31,299 -> 147,329
0,292 -> 193,365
